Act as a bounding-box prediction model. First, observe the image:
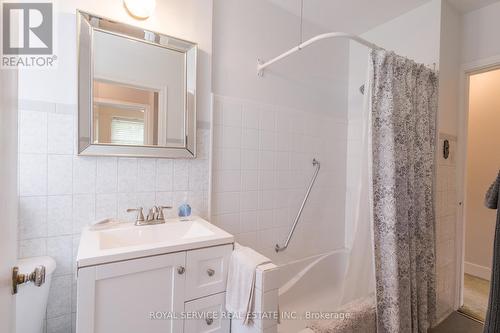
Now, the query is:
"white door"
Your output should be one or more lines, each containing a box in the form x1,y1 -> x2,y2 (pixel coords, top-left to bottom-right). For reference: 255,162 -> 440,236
0,68 -> 19,333
77,252 -> 186,333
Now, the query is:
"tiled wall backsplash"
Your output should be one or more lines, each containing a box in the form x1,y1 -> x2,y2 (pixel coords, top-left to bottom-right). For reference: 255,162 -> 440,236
17,100 -> 210,333
435,133 -> 458,321
211,95 -> 347,262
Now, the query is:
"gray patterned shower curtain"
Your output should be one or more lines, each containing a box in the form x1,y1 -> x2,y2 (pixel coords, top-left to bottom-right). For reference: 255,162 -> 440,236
369,49 -> 438,333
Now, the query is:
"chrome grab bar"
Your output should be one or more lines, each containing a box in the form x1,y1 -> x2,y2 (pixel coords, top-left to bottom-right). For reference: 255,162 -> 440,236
275,158 -> 321,252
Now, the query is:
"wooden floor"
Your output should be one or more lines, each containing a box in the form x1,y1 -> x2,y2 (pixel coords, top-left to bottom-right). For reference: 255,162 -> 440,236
430,312 -> 483,333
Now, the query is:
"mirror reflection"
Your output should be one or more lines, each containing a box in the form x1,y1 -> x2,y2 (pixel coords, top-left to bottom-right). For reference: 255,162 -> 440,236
91,29 -> 187,148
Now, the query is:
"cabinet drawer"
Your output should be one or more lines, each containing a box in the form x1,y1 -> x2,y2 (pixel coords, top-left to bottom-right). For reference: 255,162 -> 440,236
185,244 -> 232,300
184,292 -> 229,333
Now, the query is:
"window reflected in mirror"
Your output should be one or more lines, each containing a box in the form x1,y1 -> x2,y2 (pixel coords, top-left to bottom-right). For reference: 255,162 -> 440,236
93,81 -> 159,146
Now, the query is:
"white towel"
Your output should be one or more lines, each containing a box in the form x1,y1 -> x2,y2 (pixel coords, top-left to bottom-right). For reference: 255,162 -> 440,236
225,244 -> 271,325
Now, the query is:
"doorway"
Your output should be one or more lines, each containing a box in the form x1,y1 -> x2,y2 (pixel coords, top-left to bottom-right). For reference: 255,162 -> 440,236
459,67 -> 500,321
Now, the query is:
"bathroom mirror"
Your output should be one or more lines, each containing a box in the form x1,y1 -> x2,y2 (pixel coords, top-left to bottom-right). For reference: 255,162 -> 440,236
77,11 -> 197,158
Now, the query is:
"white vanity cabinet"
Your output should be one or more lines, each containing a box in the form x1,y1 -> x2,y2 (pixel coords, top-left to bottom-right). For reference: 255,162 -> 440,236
76,244 -> 232,333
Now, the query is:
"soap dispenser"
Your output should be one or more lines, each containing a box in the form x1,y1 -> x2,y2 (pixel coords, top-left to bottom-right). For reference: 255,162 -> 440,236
178,194 -> 192,221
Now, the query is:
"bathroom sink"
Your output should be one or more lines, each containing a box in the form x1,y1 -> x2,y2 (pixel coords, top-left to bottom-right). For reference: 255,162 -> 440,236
99,220 -> 215,250
77,217 -> 234,267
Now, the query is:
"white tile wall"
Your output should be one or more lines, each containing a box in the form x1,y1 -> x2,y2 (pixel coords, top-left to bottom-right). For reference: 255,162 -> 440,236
17,100 -> 211,333
344,117 -> 363,248
211,95 -> 347,262
435,134 -> 458,321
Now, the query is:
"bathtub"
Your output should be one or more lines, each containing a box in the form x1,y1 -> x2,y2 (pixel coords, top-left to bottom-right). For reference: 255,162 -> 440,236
271,249 -> 350,333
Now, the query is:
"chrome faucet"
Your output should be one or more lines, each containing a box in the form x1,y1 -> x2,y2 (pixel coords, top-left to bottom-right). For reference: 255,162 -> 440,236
127,206 -> 172,226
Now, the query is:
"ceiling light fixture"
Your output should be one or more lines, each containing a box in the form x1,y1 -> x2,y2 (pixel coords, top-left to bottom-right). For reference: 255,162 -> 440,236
123,0 -> 156,19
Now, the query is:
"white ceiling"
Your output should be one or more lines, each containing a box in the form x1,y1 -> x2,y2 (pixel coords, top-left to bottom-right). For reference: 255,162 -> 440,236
268,0 -> 431,34
269,0 -> 500,34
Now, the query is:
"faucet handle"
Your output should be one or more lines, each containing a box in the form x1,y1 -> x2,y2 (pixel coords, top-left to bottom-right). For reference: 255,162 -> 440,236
146,206 -> 159,221
126,207 -> 145,223
157,206 -> 172,220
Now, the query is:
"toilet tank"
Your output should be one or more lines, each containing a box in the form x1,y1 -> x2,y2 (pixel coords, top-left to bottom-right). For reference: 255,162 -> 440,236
15,256 -> 56,333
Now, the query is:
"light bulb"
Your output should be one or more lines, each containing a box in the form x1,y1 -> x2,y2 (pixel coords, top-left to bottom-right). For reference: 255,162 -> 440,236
124,0 -> 156,19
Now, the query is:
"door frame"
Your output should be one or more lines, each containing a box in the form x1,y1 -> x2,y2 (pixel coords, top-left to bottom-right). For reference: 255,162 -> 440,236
455,54 -> 500,310
0,68 -> 18,333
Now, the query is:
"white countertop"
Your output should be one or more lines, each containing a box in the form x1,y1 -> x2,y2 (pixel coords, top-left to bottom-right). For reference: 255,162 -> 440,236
76,216 -> 234,268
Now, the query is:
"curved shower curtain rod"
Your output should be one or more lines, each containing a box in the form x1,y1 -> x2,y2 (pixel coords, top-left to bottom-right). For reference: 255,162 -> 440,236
257,32 -> 383,76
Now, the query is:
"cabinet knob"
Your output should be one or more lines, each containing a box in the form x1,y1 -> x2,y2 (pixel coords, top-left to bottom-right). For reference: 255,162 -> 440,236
206,317 -> 213,325
177,266 -> 185,275
207,268 -> 215,277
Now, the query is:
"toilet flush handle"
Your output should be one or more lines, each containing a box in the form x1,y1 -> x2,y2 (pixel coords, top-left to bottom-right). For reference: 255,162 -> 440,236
12,265 -> 46,295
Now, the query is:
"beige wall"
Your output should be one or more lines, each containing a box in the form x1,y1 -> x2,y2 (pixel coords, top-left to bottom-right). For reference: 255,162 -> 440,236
94,81 -> 155,105
465,69 -> 500,278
